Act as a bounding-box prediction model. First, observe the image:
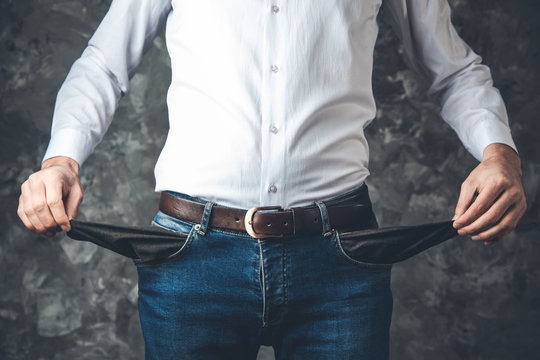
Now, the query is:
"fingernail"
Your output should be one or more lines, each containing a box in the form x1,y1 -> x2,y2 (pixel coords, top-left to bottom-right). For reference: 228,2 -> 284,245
452,214 -> 459,221
61,225 -> 70,232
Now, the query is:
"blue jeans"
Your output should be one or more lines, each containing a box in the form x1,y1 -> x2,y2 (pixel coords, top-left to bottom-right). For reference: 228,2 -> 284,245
135,183 -> 393,359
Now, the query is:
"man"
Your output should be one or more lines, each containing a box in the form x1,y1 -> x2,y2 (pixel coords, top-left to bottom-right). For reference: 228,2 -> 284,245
18,0 -> 526,359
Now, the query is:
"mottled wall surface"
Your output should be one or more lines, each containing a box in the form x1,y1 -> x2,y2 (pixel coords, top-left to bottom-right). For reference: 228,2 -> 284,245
0,1 -> 538,359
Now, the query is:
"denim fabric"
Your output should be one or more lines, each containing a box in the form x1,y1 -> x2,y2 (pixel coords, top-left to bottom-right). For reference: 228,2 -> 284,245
64,182 -> 460,358
135,183 -> 393,360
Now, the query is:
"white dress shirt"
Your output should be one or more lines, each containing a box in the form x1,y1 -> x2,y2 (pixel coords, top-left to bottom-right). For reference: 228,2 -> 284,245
43,0 -> 519,209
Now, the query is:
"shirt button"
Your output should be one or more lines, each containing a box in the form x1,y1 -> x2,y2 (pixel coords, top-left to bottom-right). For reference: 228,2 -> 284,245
270,125 -> 278,134
268,184 -> 277,193
271,5 -> 280,13
271,65 -> 279,73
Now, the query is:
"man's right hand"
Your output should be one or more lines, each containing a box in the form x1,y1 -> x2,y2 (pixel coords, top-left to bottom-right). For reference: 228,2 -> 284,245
18,156 -> 83,237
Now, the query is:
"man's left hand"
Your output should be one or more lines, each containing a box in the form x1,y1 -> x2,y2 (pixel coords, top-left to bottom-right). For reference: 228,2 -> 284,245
453,143 -> 527,246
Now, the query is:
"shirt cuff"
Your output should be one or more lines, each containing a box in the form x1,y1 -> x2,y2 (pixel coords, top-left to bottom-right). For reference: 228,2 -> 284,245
42,127 -> 95,167
466,117 -> 519,162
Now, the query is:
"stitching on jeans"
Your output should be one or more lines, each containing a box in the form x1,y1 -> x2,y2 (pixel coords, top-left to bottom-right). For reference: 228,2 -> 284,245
316,201 -> 330,234
158,208 -> 251,238
333,230 -> 392,270
210,228 -> 252,238
198,201 -> 215,235
283,241 -> 288,306
258,240 -> 267,327
156,211 -> 197,231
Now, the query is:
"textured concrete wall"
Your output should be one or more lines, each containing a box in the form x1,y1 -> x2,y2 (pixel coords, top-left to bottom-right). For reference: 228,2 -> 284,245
1,1 -> 538,359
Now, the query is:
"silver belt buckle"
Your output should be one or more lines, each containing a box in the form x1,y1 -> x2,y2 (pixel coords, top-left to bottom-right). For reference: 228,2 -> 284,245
244,205 -> 284,238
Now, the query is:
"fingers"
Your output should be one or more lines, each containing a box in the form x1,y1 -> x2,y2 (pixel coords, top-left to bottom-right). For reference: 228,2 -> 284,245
65,181 -> 83,222
456,189 -> 514,236
453,181 -> 477,220
17,194 -> 35,232
17,167 -> 82,236
21,177 -> 58,236
453,149 -> 528,247
470,201 -> 527,244
33,180 -> 63,234
20,180 -> 49,235
453,181 -> 504,229
44,178 -> 71,232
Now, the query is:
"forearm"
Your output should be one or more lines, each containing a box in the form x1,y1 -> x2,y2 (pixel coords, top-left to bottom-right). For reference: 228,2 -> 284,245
42,45 -> 123,166
42,0 -> 172,166
384,0 -> 519,163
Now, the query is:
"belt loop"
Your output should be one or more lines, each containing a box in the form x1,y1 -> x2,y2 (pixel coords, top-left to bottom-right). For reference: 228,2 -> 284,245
315,201 -> 332,236
197,201 -> 215,235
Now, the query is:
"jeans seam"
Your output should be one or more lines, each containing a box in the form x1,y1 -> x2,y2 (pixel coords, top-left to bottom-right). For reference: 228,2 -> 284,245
210,228 -> 252,238
257,240 -> 268,327
282,242 -> 288,306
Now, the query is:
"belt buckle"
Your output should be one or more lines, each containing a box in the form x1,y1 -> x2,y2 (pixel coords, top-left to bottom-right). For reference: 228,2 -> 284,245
244,205 -> 284,238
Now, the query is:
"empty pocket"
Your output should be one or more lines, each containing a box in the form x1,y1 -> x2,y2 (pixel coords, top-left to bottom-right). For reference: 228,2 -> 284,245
334,220 -> 459,267
66,219 -> 191,265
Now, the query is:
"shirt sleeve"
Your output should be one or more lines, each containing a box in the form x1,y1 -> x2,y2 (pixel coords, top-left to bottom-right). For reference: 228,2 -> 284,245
383,0 -> 519,162
42,0 -> 172,166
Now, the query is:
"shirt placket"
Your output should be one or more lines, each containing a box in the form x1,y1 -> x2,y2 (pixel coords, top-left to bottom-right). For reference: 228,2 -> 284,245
259,1 -> 286,207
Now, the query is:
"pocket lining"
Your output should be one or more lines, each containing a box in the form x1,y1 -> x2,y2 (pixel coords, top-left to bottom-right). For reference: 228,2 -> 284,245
133,221 -> 196,267
332,230 -> 393,270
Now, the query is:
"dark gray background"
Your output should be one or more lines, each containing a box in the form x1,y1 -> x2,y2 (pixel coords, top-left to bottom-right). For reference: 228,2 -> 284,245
1,1 -> 538,359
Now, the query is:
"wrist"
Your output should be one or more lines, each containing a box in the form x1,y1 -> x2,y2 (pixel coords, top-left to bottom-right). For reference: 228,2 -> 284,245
482,143 -> 522,176
482,143 -> 519,161
41,156 -> 80,175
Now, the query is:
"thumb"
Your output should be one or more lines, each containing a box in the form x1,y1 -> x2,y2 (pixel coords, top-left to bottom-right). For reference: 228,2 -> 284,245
64,183 -> 83,222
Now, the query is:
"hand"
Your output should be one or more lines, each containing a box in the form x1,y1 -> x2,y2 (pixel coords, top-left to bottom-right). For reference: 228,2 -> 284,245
452,143 -> 527,246
17,156 -> 84,237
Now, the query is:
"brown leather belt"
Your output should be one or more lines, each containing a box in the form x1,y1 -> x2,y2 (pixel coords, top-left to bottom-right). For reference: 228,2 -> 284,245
158,189 -> 374,238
